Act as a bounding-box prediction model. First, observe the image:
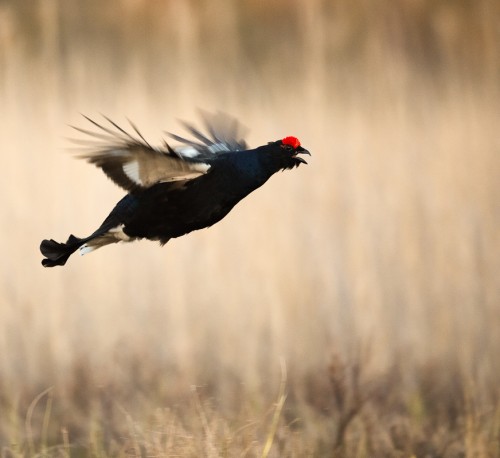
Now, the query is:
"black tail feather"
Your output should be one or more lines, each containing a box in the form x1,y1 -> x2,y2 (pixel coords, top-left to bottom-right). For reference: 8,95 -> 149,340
40,234 -> 84,267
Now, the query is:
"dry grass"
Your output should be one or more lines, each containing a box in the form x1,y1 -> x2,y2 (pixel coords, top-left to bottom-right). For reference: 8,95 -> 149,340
0,0 -> 499,456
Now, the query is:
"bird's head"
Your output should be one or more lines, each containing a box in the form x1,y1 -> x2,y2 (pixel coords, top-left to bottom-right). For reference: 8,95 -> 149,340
263,136 -> 311,171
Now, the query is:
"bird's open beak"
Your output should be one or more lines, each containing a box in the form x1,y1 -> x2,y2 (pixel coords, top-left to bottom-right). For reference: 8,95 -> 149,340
294,146 -> 311,164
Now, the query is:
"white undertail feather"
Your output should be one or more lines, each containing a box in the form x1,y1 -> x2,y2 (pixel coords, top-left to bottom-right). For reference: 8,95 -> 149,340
79,225 -> 134,256
79,245 -> 96,255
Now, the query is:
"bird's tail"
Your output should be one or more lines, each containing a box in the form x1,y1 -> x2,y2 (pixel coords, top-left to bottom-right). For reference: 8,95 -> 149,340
40,234 -> 86,267
41,224 -> 133,267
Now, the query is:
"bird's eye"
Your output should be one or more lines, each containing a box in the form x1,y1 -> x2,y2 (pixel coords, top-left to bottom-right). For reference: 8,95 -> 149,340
282,144 -> 293,152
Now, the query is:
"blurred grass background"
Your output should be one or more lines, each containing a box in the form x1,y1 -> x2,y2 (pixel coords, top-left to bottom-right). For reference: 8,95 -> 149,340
0,0 -> 499,456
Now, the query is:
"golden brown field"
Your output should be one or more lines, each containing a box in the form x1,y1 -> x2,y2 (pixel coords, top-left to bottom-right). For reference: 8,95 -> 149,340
0,0 -> 499,456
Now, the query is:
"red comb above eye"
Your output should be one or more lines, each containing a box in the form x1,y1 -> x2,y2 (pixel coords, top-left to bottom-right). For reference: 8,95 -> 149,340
282,136 -> 300,149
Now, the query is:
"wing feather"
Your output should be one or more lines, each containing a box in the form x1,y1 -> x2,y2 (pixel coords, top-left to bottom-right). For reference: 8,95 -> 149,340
71,112 -> 248,192
73,117 -> 210,192
166,111 -> 248,159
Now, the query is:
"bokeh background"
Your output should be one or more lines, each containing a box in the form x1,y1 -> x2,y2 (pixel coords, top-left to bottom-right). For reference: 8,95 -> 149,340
0,0 -> 499,456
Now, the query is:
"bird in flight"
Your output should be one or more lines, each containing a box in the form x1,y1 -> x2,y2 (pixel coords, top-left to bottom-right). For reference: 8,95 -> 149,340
40,112 -> 310,267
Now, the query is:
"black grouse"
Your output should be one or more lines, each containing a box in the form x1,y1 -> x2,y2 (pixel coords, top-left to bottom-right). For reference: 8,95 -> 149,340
40,112 -> 310,267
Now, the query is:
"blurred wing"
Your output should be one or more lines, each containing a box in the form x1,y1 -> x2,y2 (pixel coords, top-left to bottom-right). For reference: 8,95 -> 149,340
72,116 -> 210,192
167,110 -> 249,160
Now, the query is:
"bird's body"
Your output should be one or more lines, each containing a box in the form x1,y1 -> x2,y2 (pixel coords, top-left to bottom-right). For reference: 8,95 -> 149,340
40,112 -> 310,267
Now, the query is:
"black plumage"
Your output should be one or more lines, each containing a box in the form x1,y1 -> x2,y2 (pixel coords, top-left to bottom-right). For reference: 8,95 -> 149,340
40,112 -> 310,267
